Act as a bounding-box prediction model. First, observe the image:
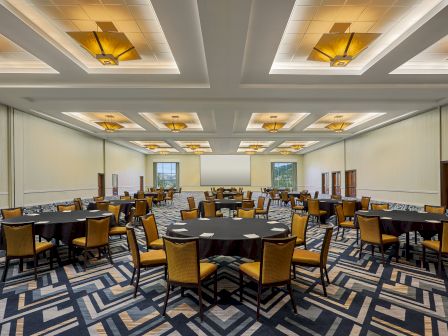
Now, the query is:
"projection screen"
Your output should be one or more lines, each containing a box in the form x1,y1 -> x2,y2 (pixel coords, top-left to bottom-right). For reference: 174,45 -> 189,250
200,155 -> 251,186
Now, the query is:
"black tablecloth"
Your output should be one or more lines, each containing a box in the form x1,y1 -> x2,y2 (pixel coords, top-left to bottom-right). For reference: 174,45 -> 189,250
87,200 -> 134,221
0,210 -> 116,249
212,191 -> 238,198
166,218 -> 289,259
304,199 -> 362,222
288,191 -> 310,197
198,200 -> 243,217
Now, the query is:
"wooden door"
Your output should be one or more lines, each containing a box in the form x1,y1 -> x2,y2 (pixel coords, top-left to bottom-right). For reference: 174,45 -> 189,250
441,162 -> 448,207
345,170 -> 356,197
139,176 -> 144,192
98,173 -> 105,197
332,171 -> 341,196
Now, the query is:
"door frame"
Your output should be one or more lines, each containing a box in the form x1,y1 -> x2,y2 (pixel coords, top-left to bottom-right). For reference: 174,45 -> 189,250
441,161 -> 448,207
98,173 -> 105,197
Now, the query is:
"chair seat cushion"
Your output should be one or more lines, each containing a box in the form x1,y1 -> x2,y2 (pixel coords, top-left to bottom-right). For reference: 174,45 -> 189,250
72,237 -> 86,247
109,226 -> 126,235
140,250 -> 166,266
296,238 -> 305,245
149,238 -> 164,249
422,240 -> 440,251
340,221 -> 355,228
255,209 -> 266,214
293,205 -> 304,210
216,211 -> 223,217
382,234 -> 399,244
35,241 -> 54,254
200,262 -> 217,280
292,249 -> 320,266
239,261 -> 260,280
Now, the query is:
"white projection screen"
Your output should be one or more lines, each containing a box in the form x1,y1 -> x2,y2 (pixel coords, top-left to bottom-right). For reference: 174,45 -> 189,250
200,155 -> 251,186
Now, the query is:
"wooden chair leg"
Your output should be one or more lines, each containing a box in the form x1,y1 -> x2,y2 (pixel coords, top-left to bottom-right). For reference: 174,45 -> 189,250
239,271 -> 244,302
107,244 -> 113,265
198,286 -> 204,321
320,268 -> 327,297
359,242 -> 363,260
19,257 -> 24,273
33,255 -> 38,281
256,285 -> 262,320
422,245 -> 426,265
293,264 -> 297,279
134,268 -> 140,298
162,282 -> 171,316
356,229 -> 359,246
380,245 -> 385,265
2,257 -> 10,282
395,242 -> 400,262
438,252 -> 442,275
49,248 -> 54,270
97,248 -> 101,260
214,272 -> 218,304
181,287 -> 185,297
164,265 -> 167,280
414,231 -> 418,244
342,228 -> 345,239
371,245 -> 374,257
287,283 -> 297,314
83,250 -> 87,272
336,226 -> 340,240
324,266 -> 330,284
130,267 -> 136,285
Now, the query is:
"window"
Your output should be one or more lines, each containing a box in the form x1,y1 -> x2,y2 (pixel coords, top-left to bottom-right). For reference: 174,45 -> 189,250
271,162 -> 297,189
154,162 -> 179,188
321,173 -> 329,194
331,171 -> 341,196
345,170 -> 357,197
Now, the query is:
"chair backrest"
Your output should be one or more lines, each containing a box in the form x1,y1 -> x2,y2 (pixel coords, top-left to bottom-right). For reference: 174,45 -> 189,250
289,196 -> 296,209
142,214 -> 159,244
181,209 -> 199,220
371,203 -> 389,210
256,196 -> 265,209
128,207 -> 135,225
266,198 -> 272,212
217,191 -> 224,200
57,204 -> 76,212
361,196 -> 370,210
424,205 -> 446,214
358,215 -> 382,244
203,201 -> 217,218
187,196 -> 196,210
204,191 -> 210,198
234,193 -> 243,201
85,217 -> 110,248
242,200 -> 254,208
308,199 -> 320,216
167,190 -> 174,199
74,198 -> 83,210
93,196 -> 104,202
1,207 -> 23,219
314,191 -> 319,199
281,191 -> 289,201
108,204 -> 121,223
320,226 -> 333,265
3,222 -> 35,257
137,191 -> 145,199
124,191 -> 130,196
150,187 -> 155,192
156,192 -> 164,201
260,236 -> 296,285
342,200 -> 356,217
291,214 -> 308,242
163,236 -> 200,284
269,191 -> 276,199
335,204 -> 345,225
440,221 -> 448,253
331,194 -> 341,200
246,191 -> 252,199
134,199 -> 147,216
145,196 -> 153,210
96,201 -> 110,211
120,195 -> 131,200
237,208 -> 255,218
126,225 -> 140,267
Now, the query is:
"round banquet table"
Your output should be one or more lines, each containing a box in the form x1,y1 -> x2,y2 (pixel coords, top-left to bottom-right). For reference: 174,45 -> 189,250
0,210 -> 116,249
87,199 -> 134,220
212,191 -> 238,198
166,217 -> 289,259
198,199 -> 243,217
355,209 -> 448,258
304,199 -> 362,223
288,191 -> 310,198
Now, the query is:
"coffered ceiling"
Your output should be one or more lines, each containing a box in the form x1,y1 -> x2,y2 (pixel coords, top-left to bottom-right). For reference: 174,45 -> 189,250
0,0 -> 447,155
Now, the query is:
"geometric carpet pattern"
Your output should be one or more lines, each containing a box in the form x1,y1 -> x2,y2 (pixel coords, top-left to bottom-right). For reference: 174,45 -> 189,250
1,192 -> 448,335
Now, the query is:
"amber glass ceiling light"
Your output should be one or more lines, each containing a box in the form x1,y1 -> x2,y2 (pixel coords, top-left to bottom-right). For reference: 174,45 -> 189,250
245,150 -> 257,155
186,144 -> 201,150
158,150 -> 169,155
67,22 -> 140,66
249,144 -> 263,150
262,116 -> 285,133
290,144 -> 304,151
308,23 -> 380,67
164,116 -> 187,133
145,144 -> 159,150
95,115 -> 123,133
325,115 -> 352,133
279,150 -> 291,155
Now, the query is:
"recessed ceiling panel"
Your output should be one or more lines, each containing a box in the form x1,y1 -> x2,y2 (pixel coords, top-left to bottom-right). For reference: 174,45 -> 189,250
237,140 -> 275,153
175,141 -> 212,153
131,140 -> 178,153
305,112 -> 385,131
0,33 -> 56,73
62,112 -> 144,131
3,0 -> 178,74
246,113 -> 309,131
140,112 -> 203,131
271,0 -> 445,74
271,140 -> 319,153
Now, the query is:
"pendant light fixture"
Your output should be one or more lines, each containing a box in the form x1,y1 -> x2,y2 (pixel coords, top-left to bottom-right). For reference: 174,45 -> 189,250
325,115 -> 352,133
262,116 -> 285,133
163,115 -> 187,133
95,114 -> 123,133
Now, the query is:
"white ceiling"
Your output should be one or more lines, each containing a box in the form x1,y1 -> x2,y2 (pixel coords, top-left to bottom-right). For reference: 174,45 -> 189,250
0,0 -> 447,155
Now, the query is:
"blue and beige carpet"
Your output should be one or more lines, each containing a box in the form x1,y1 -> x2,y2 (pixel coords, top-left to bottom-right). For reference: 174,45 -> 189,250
1,192 -> 447,335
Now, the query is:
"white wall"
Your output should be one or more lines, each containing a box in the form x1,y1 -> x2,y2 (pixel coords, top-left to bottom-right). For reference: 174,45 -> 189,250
0,105 -> 8,208
105,142 -> 146,195
303,108 -> 441,206
146,154 -> 303,191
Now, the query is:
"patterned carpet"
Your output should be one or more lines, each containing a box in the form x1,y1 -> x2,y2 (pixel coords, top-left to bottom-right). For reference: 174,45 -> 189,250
1,192 -> 448,335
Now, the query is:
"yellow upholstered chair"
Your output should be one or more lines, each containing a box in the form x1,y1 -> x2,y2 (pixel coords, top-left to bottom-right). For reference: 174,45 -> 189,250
108,204 -> 121,224
236,208 -> 255,219
331,194 -> 341,200
145,197 -> 154,213
203,201 -> 223,218
280,191 -> 289,206
291,214 -> 308,248
126,225 -> 166,297
108,204 -> 127,242
421,221 -> 448,274
187,196 -> 196,210
361,196 -> 371,211
269,191 -> 281,205
124,191 -> 130,196
239,237 -> 297,320
71,217 -> 112,271
357,215 -> 399,264
234,193 -> 243,201
342,200 -> 356,219
155,191 -> 165,205
314,191 -> 319,199
1,207 -> 23,219
242,200 -> 255,209
136,191 -> 145,199
216,191 -> 224,200
308,199 -> 327,223
1,222 -> 57,282
292,226 -> 333,297
74,198 -> 83,210
142,214 -> 163,250
335,204 -> 357,243
204,191 -> 211,199
93,196 -> 104,202
57,204 -> 76,212
120,195 -> 131,200
133,199 -> 147,223
256,198 -> 271,219
162,237 -> 218,321
95,201 -> 110,211
181,209 -> 199,220
165,190 -> 174,205
371,203 -> 389,210
424,205 -> 446,214
244,191 -> 253,201
290,196 -> 304,216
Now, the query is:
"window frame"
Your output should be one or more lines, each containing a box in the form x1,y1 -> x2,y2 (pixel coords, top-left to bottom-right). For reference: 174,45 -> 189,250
321,172 -> 329,194
331,171 -> 341,196
345,170 -> 357,198
271,162 -> 297,190
153,162 -> 179,189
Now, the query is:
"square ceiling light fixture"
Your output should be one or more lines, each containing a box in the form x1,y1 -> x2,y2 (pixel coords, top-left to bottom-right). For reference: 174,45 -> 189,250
131,140 -> 178,154
246,113 -> 309,132
305,112 -> 385,132
140,112 -> 203,132
62,112 -> 144,132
